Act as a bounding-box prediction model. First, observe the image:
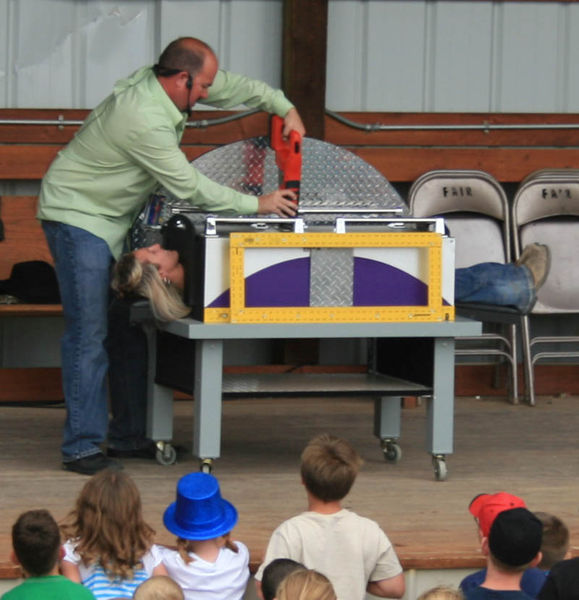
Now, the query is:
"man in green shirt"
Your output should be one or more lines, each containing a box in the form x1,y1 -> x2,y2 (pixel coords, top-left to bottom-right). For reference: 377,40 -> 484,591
3,509 -> 95,600
38,37 -> 305,475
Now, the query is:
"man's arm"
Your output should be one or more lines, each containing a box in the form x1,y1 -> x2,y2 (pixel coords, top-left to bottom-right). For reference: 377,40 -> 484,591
205,70 -> 306,137
366,572 -> 406,598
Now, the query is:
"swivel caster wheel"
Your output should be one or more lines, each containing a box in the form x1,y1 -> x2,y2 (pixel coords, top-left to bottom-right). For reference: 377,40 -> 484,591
200,459 -> 213,474
155,442 -> 177,466
380,439 -> 402,463
432,455 -> 447,481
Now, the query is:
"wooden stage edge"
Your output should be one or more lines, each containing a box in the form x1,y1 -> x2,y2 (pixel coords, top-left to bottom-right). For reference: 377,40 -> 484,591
1,363 -> 578,403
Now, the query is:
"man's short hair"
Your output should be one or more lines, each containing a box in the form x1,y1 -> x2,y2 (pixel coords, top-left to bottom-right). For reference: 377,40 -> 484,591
300,433 -> 363,502
155,37 -> 214,78
12,510 -> 61,577
261,558 -> 304,600
535,511 -> 570,569
488,508 -> 543,572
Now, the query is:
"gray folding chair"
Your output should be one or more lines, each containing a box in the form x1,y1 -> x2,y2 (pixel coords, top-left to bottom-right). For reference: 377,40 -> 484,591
409,169 -> 522,403
512,169 -> 579,405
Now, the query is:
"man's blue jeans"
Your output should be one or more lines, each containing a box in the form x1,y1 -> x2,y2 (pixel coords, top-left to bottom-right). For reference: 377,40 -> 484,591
42,221 -> 112,461
455,263 -> 535,313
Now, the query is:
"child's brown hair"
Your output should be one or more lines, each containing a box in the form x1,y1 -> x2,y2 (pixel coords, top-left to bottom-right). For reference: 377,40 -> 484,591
61,469 -> 155,580
300,433 -> 363,502
12,509 -> 61,577
535,511 -> 570,569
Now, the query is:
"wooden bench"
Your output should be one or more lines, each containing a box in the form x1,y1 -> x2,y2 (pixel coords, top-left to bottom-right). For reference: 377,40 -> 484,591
0,195 -> 63,402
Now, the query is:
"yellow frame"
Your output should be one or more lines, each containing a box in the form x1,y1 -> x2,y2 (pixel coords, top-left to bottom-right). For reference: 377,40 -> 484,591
203,231 -> 455,324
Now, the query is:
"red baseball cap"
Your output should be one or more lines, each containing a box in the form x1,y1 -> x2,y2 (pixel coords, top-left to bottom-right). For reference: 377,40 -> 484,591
469,492 -> 526,537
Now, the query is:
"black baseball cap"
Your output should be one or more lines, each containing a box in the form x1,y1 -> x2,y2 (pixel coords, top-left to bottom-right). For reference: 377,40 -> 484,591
489,507 -> 542,567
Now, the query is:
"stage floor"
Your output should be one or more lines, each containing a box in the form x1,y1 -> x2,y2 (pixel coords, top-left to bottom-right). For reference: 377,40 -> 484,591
1,394 -> 578,578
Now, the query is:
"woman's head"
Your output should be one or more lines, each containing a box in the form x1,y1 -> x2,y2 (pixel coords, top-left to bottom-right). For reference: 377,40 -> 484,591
275,569 -> 337,600
111,245 -> 189,321
61,469 -> 155,579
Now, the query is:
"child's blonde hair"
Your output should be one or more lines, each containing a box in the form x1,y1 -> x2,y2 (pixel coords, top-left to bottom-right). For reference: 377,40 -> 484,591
61,469 -> 155,580
176,533 -> 238,564
133,575 -> 184,600
300,433 -> 363,502
417,585 -> 464,600
276,569 -> 337,600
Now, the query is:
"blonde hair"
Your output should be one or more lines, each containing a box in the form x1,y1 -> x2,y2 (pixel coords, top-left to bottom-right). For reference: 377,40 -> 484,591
176,533 -> 238,564
300,433 -> 363,502
111,253 -> 189,321
418,586 -> 464,600
276,569 -> 337,600
60,469 -> 155,580
133,575 -> 184,600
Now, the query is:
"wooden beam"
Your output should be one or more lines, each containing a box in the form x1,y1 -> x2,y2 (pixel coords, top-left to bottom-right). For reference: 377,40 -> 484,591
282,0 -> 328,139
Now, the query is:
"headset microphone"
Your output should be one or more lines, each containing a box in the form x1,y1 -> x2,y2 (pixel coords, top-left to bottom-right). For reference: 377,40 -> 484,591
186,73 -> 193,117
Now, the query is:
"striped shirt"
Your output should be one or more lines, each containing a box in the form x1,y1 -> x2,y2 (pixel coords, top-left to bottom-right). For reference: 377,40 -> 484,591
63,540 -> 163,600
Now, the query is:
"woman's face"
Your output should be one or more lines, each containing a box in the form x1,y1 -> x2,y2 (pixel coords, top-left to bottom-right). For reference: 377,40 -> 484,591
133,244 -> 180,279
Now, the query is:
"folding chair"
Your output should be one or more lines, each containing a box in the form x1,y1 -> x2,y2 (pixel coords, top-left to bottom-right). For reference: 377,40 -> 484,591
512,169 -> 579,406
409,169 -> 523,403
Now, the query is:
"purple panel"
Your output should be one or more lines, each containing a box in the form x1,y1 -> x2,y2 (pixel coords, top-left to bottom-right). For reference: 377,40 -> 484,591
353,257 -> 428,306
207,257 -> 310,308
246,257 -> 310,307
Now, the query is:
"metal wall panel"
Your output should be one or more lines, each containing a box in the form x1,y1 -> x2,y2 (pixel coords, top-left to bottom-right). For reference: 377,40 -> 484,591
1,1 -> 579,112
327,0 -> 579,112
0,0 -> 282,109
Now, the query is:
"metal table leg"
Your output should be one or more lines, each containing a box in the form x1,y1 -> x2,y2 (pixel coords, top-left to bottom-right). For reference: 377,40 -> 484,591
374,396 -> 402,463
193,339 -> 224,471
426,337 -> 455,480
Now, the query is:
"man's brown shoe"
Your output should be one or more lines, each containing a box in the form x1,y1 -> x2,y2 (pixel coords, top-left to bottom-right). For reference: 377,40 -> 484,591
516,243 -> 551,290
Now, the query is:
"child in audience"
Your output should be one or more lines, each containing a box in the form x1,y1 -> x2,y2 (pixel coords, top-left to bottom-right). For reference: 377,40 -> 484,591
255,433 -> 405,600
259,558 -> 304,600
60,469 -> 167,599
533,512 -> 571,572
160,472 -> 250,600
275,569 -> 336,600
418,586 -> 464,600
462,494 -> 570,597
133,576 -> 184,600
465,507 -> 543,600
2,509 -> 95,600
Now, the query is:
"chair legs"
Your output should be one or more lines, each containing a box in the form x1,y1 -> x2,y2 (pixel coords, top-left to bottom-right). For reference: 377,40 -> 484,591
520,315 -> 535,406
508,323 -> 519,404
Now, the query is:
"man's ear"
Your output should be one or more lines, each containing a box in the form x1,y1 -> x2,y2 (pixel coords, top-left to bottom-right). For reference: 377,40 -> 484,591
10,550 -> 20,566
481,536 -> 490,556
528,551 -> 543,569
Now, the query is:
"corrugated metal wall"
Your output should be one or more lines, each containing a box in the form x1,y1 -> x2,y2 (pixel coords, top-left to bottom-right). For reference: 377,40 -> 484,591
327,0 -> 579,112
1,0 -> 579,112
0,0 -> 283,109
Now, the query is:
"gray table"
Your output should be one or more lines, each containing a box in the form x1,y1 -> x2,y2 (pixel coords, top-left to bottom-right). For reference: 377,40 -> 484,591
135,311 -> 481,480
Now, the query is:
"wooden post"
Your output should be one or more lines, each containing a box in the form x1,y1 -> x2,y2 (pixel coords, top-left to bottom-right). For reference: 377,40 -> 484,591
282,0 -> 328,140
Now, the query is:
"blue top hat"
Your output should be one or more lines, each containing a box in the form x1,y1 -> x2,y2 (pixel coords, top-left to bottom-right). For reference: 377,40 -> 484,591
163,472 -> 238,540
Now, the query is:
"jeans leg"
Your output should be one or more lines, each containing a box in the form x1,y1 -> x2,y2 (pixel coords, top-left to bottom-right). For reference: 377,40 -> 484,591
106,297 -> 150,451
455,263 -> 535,312
42,221 -> 112,461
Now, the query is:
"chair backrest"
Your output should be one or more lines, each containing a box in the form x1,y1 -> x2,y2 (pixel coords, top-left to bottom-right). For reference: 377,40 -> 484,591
408,170 -> 510,268
512,170 -> 579,312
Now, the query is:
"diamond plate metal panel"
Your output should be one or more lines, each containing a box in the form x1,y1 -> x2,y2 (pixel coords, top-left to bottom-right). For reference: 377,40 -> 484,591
130,135 -> 407,248
310,248 -> 353,307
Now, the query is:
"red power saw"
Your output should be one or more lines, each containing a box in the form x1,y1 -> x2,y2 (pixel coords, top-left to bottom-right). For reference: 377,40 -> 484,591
270,115 -> 302,203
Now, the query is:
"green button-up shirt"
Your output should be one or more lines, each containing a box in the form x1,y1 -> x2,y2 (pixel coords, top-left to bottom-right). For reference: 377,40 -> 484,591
37,66 -> 294,258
